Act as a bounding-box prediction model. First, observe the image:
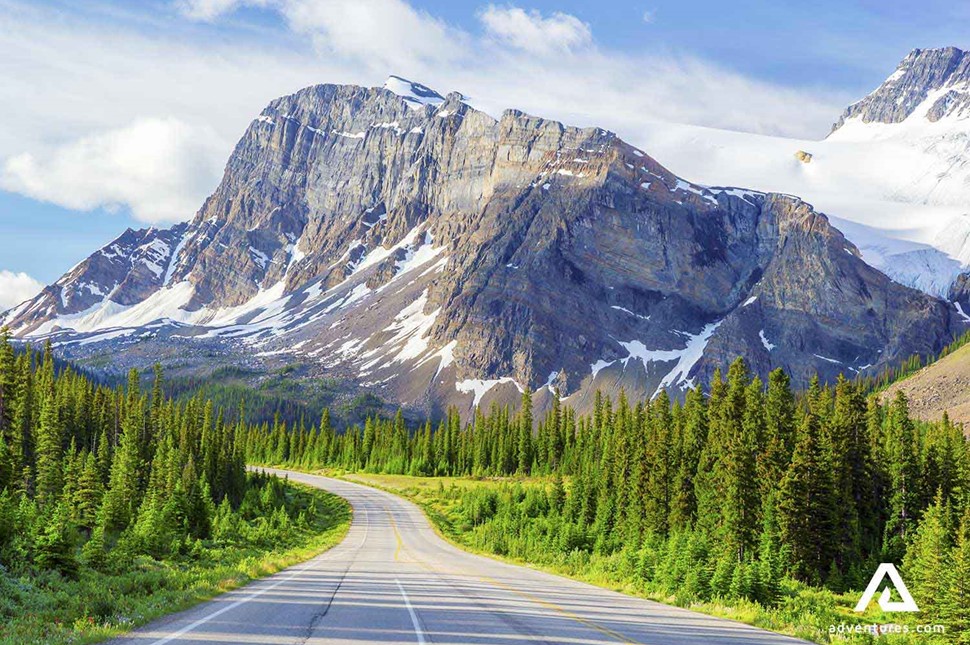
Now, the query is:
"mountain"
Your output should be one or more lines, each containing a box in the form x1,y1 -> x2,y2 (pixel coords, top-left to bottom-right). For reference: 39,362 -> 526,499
832,47 -> 970,130
628,47 -> 970,298
1,75 -> 962,417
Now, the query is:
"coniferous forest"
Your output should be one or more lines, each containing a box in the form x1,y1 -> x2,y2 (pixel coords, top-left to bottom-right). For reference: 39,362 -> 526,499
3,326 -> 970,642
244,359 -> 970,640
0,333 -> 350,643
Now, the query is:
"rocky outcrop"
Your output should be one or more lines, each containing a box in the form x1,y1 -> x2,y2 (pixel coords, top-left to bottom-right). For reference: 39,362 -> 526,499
2,77 -> 960,416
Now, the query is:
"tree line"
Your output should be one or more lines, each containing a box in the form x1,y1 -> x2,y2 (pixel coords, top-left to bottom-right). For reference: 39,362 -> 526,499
0,331 -> 316,582
3,323 -> 967,636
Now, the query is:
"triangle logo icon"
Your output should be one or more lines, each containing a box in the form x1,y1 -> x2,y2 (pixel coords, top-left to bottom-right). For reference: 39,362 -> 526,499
854,563 -> 919,613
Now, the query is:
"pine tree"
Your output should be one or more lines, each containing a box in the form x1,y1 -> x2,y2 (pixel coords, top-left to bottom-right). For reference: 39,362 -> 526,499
884,392 -> 921,561
100,400 -> 145,532
34,379 -> 63,507
903,491 -> 953,620
644,391 -> 673,537
777,413 -> 835,583
825,375 -> 864,572
719,359 -> 759,561
517,389 -> 533,474
0,328 -> 16,439
670,387 -> 706,530
34,498 -> 79,578
10,352 -> 34,493
73,451 -> 104,532
940,505 -> 970,641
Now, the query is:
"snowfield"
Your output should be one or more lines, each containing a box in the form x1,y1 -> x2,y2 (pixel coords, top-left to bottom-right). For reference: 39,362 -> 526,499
631,93 -> 970,297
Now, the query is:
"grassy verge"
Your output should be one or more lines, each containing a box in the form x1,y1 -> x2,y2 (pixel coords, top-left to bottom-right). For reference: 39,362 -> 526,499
0,480 -> 351,645
339,472 -> 931,645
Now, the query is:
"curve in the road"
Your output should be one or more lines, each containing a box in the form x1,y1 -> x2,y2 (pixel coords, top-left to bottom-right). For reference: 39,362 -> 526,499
109,469 -> 812,645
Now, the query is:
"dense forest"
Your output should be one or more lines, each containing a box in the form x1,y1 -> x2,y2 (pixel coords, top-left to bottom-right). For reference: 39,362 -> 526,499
245,359 -> 970,638
0,332 -> 349,643
3,325 -> 970,641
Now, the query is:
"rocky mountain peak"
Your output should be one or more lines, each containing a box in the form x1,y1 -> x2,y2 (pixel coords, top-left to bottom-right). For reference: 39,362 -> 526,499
2,78 -> 962,418
832,46 -> 970,132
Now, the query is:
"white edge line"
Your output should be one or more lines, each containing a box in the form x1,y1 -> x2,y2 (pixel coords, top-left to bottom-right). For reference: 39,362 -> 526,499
146,472 -> 368,645
147,560 -> 315,645
396,578 -> 427,645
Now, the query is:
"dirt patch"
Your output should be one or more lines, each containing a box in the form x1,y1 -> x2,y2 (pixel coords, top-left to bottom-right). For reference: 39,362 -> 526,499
882,342 -> 970,432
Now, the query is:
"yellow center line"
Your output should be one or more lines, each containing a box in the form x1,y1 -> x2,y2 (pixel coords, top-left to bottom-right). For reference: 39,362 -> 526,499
478,573 -> 640,645
384,504 -> 639,645
389,512 -> 405,562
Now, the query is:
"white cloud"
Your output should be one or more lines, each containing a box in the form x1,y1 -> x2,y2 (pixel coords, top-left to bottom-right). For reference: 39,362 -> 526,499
282,0 -> 463,69
0,1 -> 852,227
1,118 -> 227,223
177,0 -> 463,70
174,0 -> 254,20
0,271 -> 43,311
478,5 -> 592,56
642,9 -> 655,24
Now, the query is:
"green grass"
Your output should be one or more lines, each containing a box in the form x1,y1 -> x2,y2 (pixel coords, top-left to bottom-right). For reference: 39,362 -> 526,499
0,482 -> 351,645
338,472 -> 938,645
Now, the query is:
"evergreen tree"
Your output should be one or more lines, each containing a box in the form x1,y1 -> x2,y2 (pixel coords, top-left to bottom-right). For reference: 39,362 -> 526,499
100,400 -> 145,533
903,491 -> 953,619
34,379 -> 63,507
941,505 -> 970,641
884,392 -> 921,561
777,413 -> 835,583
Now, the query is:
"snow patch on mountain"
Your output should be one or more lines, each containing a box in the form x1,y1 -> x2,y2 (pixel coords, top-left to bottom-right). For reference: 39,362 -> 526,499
759,330 -> 775,351
360,290 -> 440,371
456,377 -> 524,408
383,75 -> 446,109
591,321 -> 722,396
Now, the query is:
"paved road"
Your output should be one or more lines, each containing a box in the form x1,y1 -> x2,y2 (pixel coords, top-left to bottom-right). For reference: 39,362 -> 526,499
111,469 -> 811,645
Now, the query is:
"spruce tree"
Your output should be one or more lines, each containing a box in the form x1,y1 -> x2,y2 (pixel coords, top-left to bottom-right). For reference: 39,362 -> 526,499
101,400 -> 145,532
903,491 -> 952,620
777,413 -> 835,583
940,505 -> 970,641
34,379 -> 63,507
517,389 -> 533,474
884,392 -> 920,561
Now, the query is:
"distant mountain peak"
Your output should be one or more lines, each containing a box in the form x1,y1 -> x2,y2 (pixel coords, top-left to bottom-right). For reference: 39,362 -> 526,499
831,46 -> 970,134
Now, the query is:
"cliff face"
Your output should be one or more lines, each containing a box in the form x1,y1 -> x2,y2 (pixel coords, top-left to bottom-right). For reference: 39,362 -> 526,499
3,78 -> 959,416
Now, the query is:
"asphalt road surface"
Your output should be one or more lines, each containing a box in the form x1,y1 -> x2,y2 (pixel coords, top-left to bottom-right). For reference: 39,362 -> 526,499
110,469 -> 811,645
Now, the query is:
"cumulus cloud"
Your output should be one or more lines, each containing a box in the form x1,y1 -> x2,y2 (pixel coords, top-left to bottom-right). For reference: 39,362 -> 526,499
177,0 -> 464,69
282,0 -> 464,69
0,271 -> 44,311
478,6 -> 592,55
1,118 -> 227,223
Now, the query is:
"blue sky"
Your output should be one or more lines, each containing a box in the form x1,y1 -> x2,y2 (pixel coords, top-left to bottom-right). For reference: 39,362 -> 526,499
0,0 -> 967,306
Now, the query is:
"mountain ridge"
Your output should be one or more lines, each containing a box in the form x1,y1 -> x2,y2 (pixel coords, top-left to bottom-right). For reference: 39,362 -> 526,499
832,46 -> 970,132
2,74 -> 962,417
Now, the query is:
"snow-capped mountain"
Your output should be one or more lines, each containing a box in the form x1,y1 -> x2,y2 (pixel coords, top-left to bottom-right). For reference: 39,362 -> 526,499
1,70 -> 963,417
632,47 -> 970,298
